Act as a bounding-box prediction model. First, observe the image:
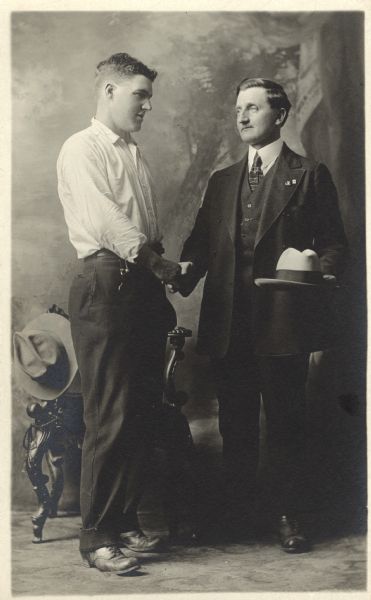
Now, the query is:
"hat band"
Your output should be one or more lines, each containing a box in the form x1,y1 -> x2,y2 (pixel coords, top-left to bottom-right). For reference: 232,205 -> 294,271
33,358 -> 70,389
275,269 -> 323,284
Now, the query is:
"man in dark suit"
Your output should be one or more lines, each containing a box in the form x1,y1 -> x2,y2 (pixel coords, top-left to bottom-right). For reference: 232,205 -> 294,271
176,78 -> 347,552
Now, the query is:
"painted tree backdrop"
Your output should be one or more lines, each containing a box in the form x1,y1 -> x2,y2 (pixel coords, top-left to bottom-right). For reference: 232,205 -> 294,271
12,12 -> 365,522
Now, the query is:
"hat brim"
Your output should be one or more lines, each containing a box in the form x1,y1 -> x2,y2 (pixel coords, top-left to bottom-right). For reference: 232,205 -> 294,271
13,313 -> 78,400
254,278 -> 337,289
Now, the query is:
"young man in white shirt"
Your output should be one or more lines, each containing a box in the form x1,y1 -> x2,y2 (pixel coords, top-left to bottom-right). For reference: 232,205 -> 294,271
58,53 -> 182,574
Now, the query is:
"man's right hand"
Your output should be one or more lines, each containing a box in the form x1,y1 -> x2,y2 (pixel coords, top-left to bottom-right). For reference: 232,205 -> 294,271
167,262 -> 194,294
135,244 -> 180,284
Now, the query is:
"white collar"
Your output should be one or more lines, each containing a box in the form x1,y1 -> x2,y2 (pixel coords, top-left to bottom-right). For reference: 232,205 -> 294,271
91,117 -> 134,146
248,138 -> 283,171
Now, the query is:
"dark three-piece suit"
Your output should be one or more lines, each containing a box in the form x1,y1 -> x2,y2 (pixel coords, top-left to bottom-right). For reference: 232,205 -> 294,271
180,142 -> 347,518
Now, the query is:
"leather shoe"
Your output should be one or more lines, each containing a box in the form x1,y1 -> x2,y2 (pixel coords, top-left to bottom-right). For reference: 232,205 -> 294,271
81,545 -> 141,573
119,529 -> 164,552
278,515 -> 310,554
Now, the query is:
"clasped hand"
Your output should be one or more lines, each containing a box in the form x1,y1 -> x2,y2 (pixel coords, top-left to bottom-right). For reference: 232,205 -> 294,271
167,261 -> 194,293
134,244 -> 194,291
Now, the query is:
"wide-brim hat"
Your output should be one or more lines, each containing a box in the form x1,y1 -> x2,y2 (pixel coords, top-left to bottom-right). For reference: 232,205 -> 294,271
13,313 -> 78,401
254,248 -> 337,289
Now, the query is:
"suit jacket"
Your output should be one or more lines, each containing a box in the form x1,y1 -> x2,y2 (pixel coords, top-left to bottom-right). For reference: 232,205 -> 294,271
180,143 -> 348,358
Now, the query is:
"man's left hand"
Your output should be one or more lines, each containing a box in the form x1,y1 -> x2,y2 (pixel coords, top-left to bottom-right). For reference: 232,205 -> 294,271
167,262 -> 194,293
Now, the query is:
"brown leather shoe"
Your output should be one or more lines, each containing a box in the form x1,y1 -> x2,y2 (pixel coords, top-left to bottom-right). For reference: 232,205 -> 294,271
278,515 -> 311,554
81,545 -> 141,573
119,529 -> 164,552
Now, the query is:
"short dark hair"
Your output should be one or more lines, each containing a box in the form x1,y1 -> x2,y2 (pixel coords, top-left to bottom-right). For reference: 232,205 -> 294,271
236,78 -> 291,125
95,52 -> 157,85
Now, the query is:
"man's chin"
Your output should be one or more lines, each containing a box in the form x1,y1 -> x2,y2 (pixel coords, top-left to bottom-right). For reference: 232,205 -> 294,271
135,117 -> 144,129
239,130 -> 256,144
126,120 -> 143,133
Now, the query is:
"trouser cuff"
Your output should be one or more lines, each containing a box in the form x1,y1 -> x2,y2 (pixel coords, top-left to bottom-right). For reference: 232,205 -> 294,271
79,527 -> 119,552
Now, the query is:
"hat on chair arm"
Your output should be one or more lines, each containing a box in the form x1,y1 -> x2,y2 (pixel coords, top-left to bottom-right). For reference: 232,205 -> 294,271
13,313 -> 78,400
254,248 -> 335,288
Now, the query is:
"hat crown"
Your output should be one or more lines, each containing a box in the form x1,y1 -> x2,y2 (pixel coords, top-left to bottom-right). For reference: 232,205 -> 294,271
13,312 -> 78,400
276,248 -> 321,272
14,330 -> 64,380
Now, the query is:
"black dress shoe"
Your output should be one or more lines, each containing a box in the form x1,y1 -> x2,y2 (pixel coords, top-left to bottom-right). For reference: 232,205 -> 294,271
119,529 -> 165,552
81,545 -> 141,573
278,515 -> 311,554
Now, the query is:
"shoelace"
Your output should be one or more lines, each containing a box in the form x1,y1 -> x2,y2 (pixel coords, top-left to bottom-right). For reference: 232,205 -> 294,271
122,530 -> 145,539
102,545 -> 124,559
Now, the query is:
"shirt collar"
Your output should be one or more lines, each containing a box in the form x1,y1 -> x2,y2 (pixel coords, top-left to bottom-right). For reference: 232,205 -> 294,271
248,138 -> 283,171
91,117 -> 135,146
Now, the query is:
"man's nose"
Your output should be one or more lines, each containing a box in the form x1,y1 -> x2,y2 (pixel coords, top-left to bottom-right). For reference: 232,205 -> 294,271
239,111 -> 249,123
143,98 -> 152,111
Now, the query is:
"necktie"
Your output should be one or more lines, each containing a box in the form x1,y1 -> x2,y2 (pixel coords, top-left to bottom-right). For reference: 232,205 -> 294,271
248,152 -> 263,191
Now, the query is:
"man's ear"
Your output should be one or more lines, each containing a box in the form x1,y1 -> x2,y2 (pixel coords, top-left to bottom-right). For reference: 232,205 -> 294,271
104,83 -> 115,98
275,108 -> 287,126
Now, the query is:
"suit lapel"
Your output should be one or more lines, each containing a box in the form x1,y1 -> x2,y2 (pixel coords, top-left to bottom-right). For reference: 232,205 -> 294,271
254,143 -> 306,248
217,154 -> 247,244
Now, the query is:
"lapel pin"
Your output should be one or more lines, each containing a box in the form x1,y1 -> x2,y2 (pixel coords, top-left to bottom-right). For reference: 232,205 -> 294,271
284,180 -> 291,186
292,178 -> 297,184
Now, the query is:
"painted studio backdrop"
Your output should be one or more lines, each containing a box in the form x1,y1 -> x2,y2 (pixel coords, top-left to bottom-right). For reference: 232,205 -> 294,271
12,12 -> 366,523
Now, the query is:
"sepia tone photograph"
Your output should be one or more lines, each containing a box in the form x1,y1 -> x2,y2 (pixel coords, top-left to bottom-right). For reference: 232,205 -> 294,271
6,4 -> 368,598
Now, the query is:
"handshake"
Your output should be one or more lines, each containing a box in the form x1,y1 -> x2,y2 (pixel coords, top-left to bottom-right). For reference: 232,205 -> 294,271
166,261 -> 195,294
135,243 -> 194,294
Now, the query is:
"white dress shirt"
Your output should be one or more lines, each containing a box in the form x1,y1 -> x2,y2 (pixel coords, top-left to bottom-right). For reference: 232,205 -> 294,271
248,138 -> 283,175
57,118 -> 161,261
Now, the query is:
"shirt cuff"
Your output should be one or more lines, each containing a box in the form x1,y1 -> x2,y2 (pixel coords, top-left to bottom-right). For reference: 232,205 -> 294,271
110,233 -> 148,263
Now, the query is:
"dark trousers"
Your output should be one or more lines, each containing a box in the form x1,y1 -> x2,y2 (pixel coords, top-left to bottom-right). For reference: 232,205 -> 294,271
212,310 -> 309,518
68,251 -> 176,552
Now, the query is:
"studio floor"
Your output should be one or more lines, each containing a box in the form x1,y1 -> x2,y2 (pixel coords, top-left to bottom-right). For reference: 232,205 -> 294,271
11,510 -> 367,596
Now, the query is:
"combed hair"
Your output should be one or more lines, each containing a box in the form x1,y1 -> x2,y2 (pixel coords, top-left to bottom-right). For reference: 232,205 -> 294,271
236,78 -> 291,125
95,52 -> 157,85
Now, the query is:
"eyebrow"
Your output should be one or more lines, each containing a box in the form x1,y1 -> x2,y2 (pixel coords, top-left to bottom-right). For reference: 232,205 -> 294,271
134,88 -> 152,98
236,102 -> 258,109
